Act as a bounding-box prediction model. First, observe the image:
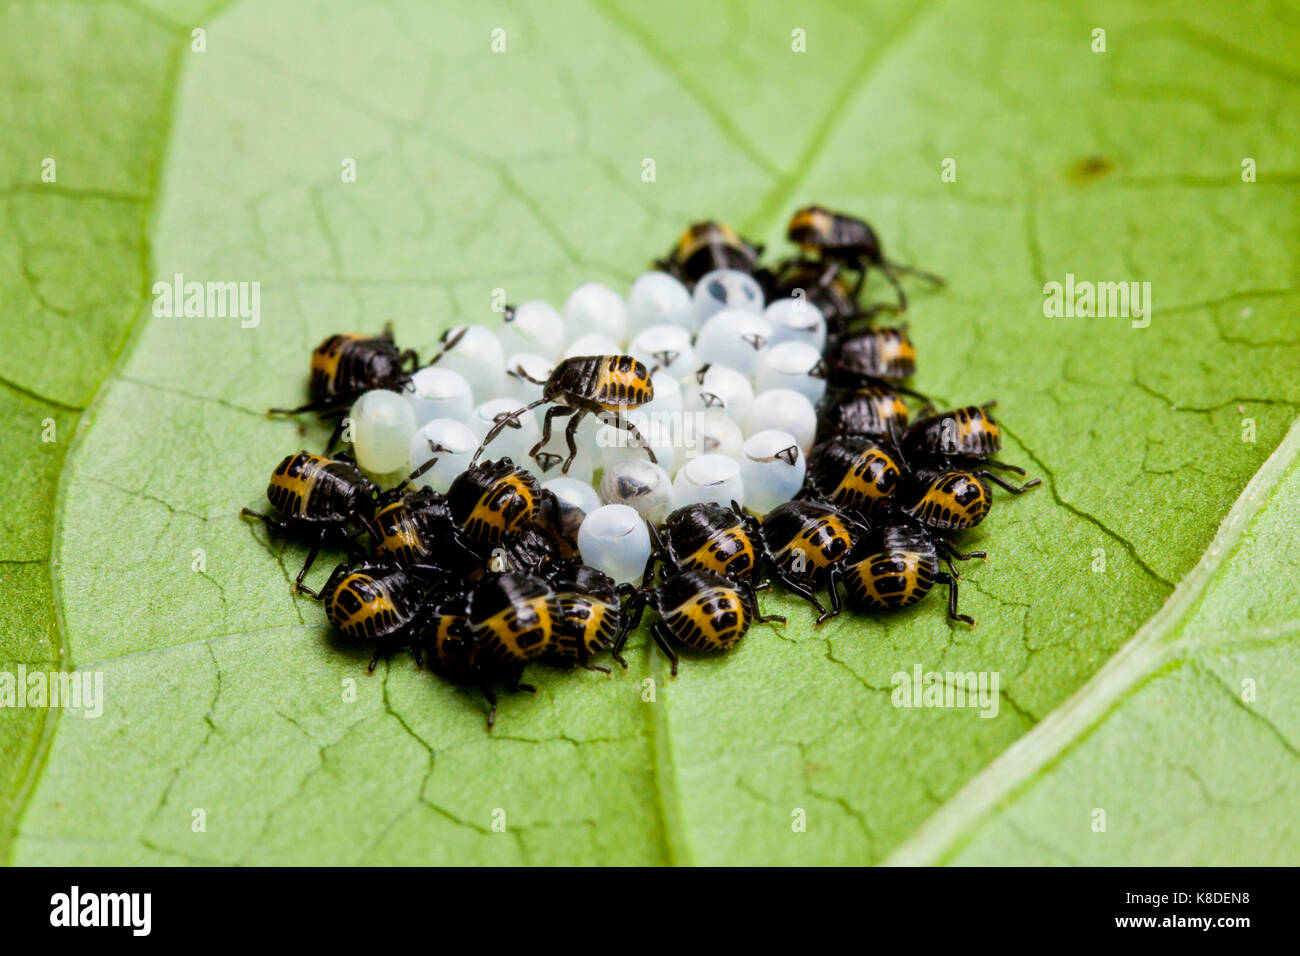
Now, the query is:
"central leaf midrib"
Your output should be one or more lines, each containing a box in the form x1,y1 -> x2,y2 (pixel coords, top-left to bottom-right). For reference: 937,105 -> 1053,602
634,0 -> 942,866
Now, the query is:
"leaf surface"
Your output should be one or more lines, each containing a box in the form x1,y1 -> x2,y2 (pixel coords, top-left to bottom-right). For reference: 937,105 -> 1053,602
4,0 -> 1299,865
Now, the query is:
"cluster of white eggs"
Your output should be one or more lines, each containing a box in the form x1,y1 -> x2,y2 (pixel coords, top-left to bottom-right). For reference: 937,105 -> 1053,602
346,269 -> 829,583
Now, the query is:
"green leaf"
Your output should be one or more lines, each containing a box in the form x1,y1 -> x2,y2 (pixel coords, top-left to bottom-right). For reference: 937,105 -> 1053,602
887,420 -> 1300,864
0,0 -> 209,857
4,0 -> 1299,865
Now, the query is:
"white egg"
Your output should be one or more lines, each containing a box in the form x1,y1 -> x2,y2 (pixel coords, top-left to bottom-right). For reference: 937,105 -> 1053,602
406,366 -> 474,427
578,504 -> 653,584
671,453 -> 745,509
542,476 -> 601,543
743,388 -> 818,454
765,296 -> 828,352
694,308 -> 775,377
498,301 -> 566,360
739,429 -> 806,515
628,324 -> 697,380
502,352 -> 554,405
599,459 -> 674,524
755,341 -> 828,404
691,268 -> 764,328
531,412 -> 600,484
467,398 -> 541,466
563,282 -> 629,345
626,271 -> 693,335
408,418 -> 478,493
598,371 -> 683,473
684,363 -> 754,420
433,325 -> 505,400
350,389 -> 418,474
564,332 -> 621,359
683,410 -> 745,460
597,410 -> 677,475
641,371 -> 684,419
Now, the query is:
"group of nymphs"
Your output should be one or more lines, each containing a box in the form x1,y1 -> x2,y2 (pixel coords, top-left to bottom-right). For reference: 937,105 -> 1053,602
243,205 -> 1038,727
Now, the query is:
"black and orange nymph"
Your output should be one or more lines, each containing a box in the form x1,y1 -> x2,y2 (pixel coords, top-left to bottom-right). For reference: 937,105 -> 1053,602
655,220 -> 765,289
270,327 -> 419,432
463,572 -> 560,671
544,563 -> 635,672
421,591 -> 527,730
815,385 -> 911,444
823,326 -> 925,401
760,499 -> 864,624
840,515 -> 985,626
240,451 -> 379,588
407,457 -> 561,568
786,205 -> 944,310
900,402 -> 1041,495
370,485 -> 484,580
899,468 -> 992,532
766,256 -> 865,332
307,559 -> 431,670
472,355 -> 657,474
652,502 -> 763,588
804,436 -> 903,515
614,569 -> 783,675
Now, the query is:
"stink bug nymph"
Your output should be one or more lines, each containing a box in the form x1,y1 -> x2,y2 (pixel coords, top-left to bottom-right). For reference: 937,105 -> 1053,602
900,402 -> 1041,494
544,563 -> 635,672
901,467 -> 992,532
760,499 -> 863,623
824,326 -> 925,400
614,569 -> 784,675
656,220 -> 765,289
241,451 -> 379,589
371,485 -> 480,579
840,517 -> 985,626
425,457 -> 551,562
307,559 -> 430,670
653,501 -> 763,587
471,355 -> 657,474
815,386 -> 911,443
270,327 -> 419,442
423,584 -> 548,730
804,436 -> 903,515
465,571 -> 560,675
786,205 -> 944,309
768,257 -> 876,332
